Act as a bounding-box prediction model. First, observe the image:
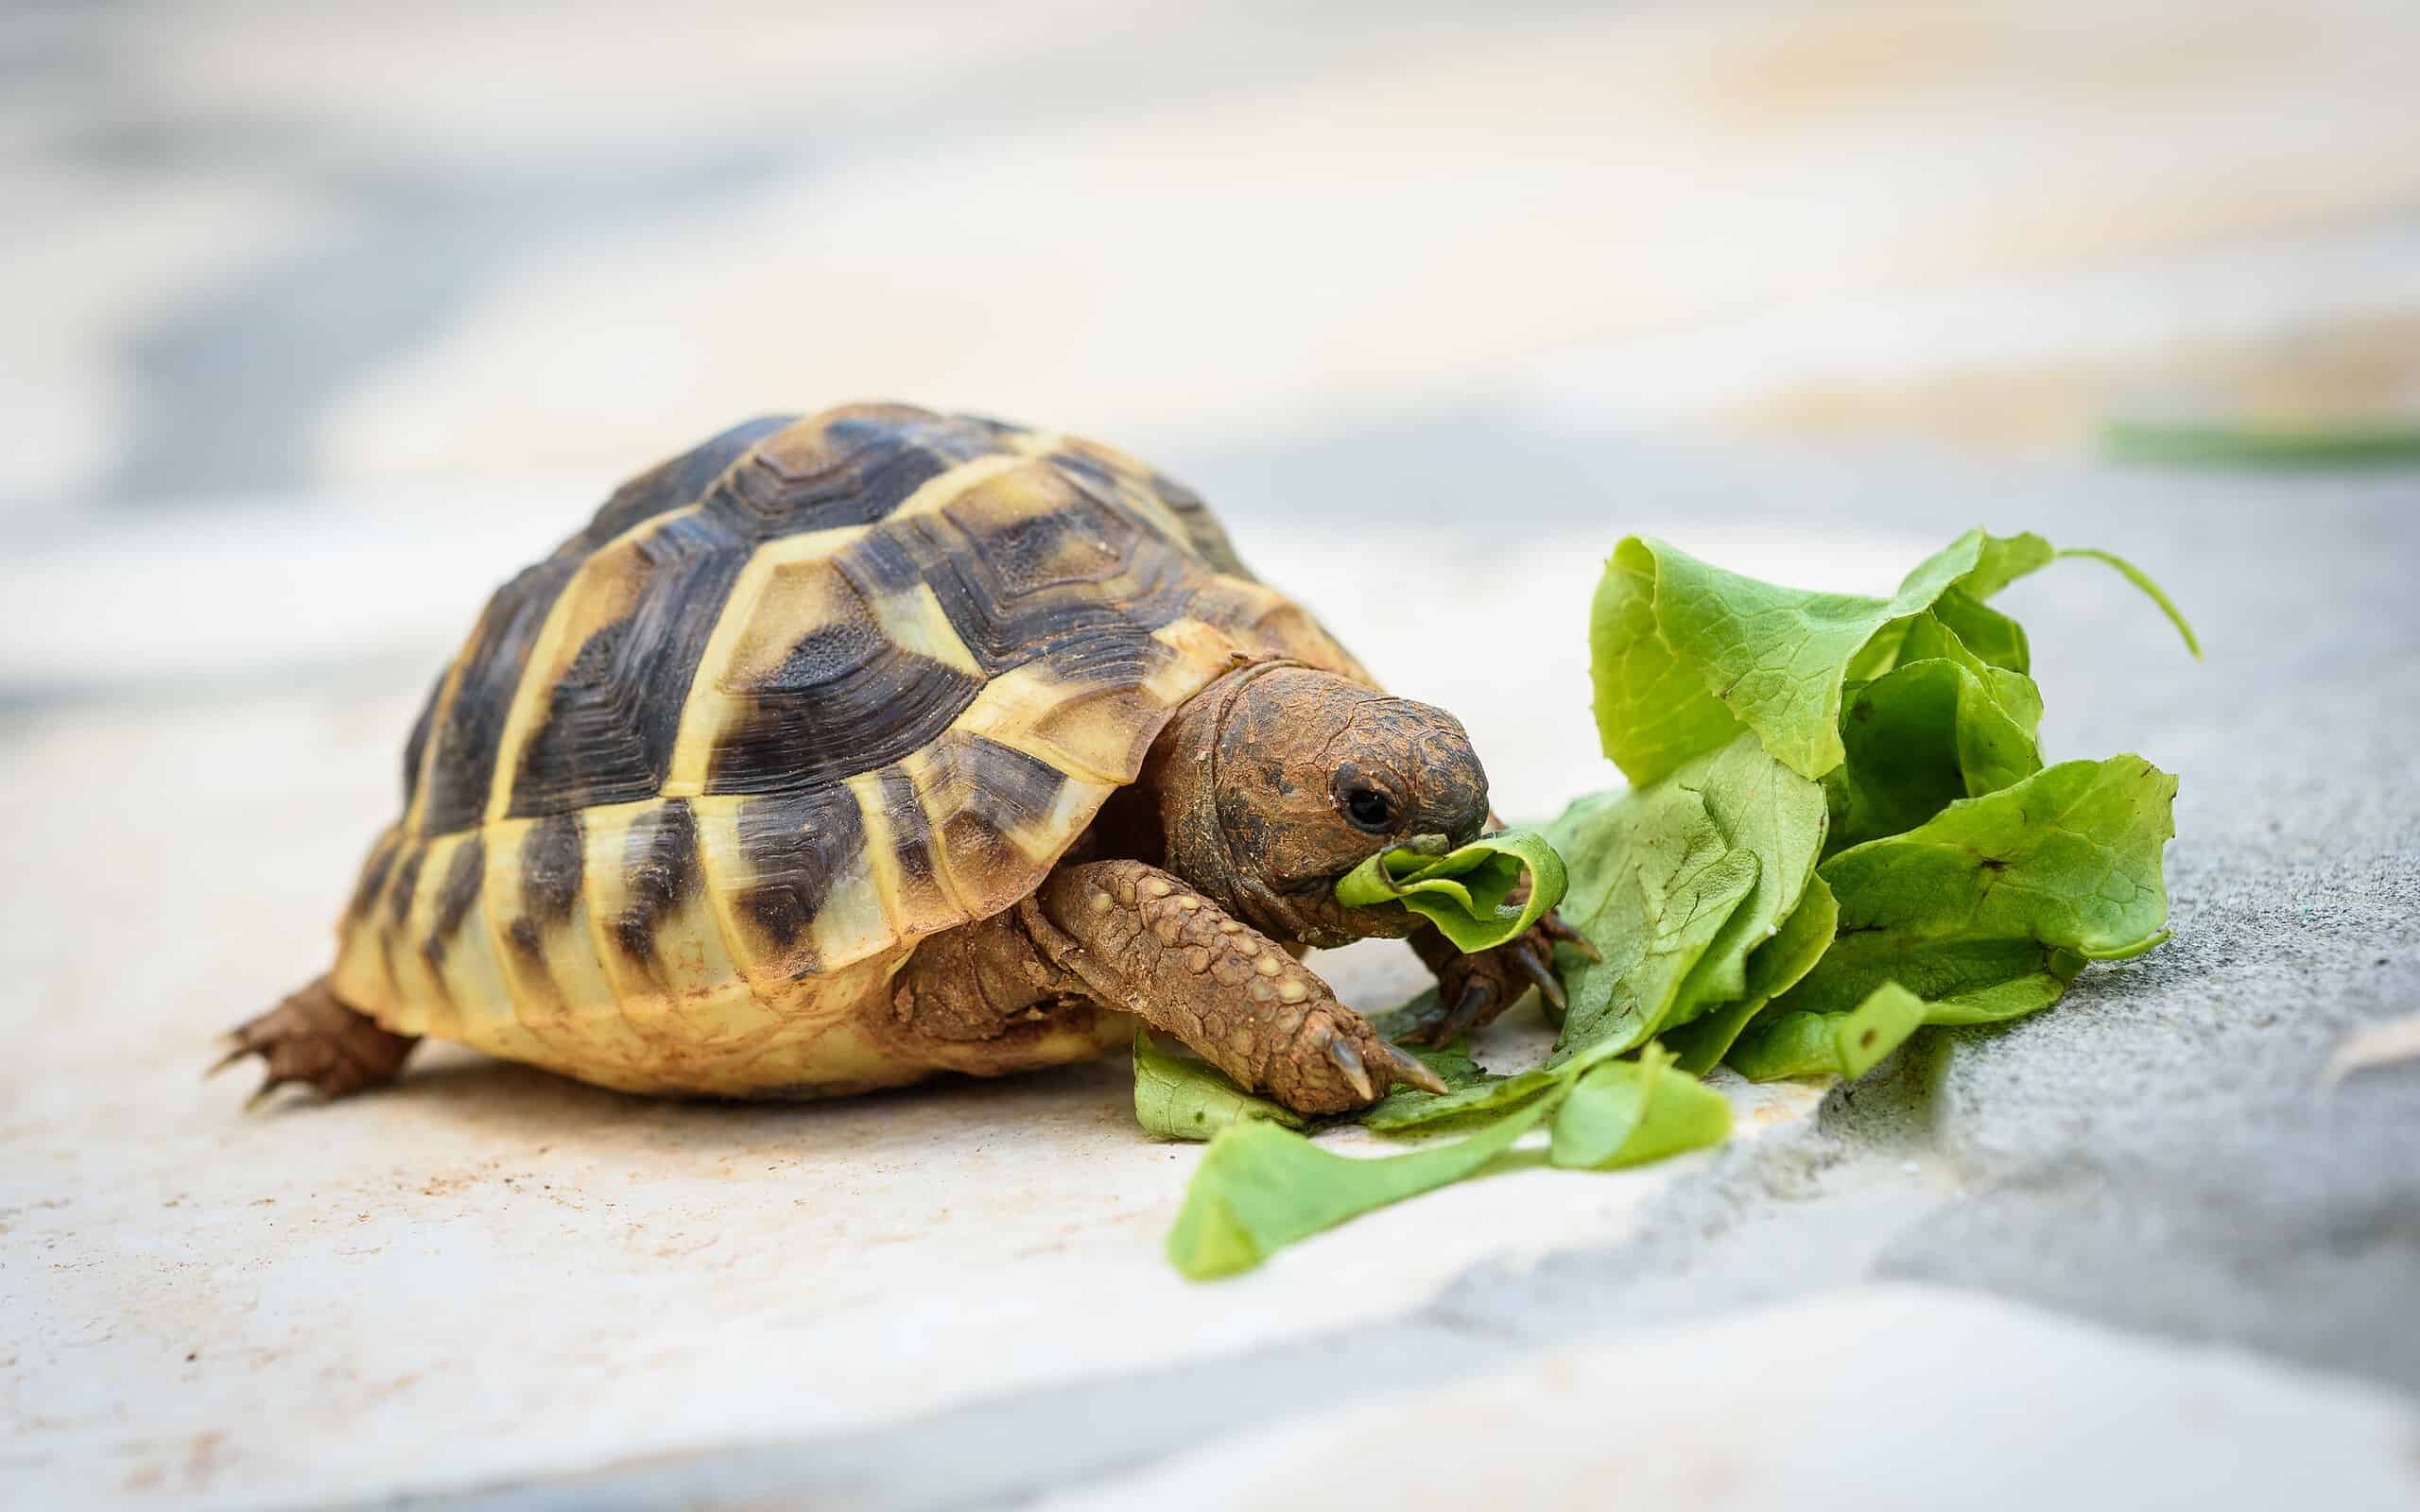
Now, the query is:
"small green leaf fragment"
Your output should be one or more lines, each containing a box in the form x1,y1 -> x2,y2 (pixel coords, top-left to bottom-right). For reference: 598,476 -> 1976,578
1727,982 -> 1927,1083
1165,1091 -> 1565,1280
1361,1063 -> 1555,1132
1547,1043 -> 1734,1171
1357,1038 -> 1495,1128
1334,829 -> 1568,954
1913,958 -> 2084,1026
1132,1028 -> 1303,1142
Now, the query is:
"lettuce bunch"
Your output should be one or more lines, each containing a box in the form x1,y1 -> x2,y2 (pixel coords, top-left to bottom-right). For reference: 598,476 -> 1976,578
1148,529 -> 2195,1279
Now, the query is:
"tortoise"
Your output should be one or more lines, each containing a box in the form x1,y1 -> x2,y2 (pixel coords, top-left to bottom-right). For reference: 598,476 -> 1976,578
219,402 -> 1572,1115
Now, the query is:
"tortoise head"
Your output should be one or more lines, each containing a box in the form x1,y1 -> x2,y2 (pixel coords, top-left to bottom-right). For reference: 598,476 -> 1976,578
1149,662 -> 1491,947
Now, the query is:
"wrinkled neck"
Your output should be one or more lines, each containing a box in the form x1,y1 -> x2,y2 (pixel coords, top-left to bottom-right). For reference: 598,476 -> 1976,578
1144,660 -> 1313,939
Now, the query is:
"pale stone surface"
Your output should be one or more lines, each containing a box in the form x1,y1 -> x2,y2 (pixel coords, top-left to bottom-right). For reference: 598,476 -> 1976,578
1041,1286 -> 2420,1512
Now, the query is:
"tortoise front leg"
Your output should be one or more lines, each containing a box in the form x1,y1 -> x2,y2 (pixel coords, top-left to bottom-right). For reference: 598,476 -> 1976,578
1027,860 -> 1444,1114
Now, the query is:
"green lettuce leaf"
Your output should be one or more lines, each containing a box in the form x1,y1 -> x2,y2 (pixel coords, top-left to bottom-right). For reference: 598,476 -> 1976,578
1333,829 -> 1569,953
1825,656 -> 2044,852
1775,755 -> 2177,1025
1547,1043 -> 1734,1170
1660,735 -> 1831,1035
1132,1027 -> 1304,1141
1540,779 -> 1759,1060
1544,734 -> 1825,1062
1356,1037 -> 1495,1128
1359,1031 -> 1628,1132
1165,1091 -> 1566,1280
1592,530 -> 2009,785
1727,981 -> 1927,1082
1662,871 -> 1839,1074
1589,529 -> 2197,787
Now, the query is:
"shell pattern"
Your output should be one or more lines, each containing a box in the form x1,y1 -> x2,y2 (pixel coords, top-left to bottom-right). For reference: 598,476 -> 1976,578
328,404 -> 1363,1095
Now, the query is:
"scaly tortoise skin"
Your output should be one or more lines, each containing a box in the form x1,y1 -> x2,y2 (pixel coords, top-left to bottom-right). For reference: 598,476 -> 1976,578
222,403 -> 1567,1114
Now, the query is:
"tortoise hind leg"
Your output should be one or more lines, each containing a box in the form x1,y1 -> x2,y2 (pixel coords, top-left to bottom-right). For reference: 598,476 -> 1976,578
215,976 -> 417,1108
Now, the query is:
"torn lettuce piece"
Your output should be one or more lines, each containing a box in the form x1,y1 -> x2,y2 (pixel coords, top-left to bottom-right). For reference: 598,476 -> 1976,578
1663,872 -> 1840,1075
1132,1027 -> 1303,1141
1544,734 -> 1825,1064
1778,755 -> 2177,1025
1727,982 -> 1927,1083
1591,529 -> 2009,785
1360,1031 -> 1632,1132
1166,1090 -> 1566,1280
1333,828 -> 1568,953
1589,529 -> 2198,787
1540,779 -> 1759,1062
1547,1043 -> 1734,1171
1356,1037 -> 1494,1128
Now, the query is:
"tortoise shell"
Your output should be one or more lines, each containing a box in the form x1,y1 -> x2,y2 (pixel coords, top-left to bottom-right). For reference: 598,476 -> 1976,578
327,403 -> 1366,1095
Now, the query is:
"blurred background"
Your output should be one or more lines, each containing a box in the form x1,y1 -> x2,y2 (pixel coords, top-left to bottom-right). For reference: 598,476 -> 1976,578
8,0 -> 2418,725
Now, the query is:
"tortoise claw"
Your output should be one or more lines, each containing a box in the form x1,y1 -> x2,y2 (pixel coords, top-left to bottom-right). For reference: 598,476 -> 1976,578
1513,940 -> 1565,1011
1538,909 -> 1599,963
1325,1035 -> 1376,1102
1439,980 -> 1496,1044
205,1038 -> 251,1079
1379,1040 -> 1449,1095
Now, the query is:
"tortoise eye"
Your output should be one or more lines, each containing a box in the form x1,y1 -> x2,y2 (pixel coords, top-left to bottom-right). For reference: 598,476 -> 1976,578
1342,786 -> 1396,833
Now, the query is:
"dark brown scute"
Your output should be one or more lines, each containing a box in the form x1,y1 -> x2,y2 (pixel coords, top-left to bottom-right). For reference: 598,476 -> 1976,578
424,834 -> 486,966
349,833 -> 401,920
577,415 -> 794,550
1149,471 -> 1253,578
385,845 -> 426,926
399,667 -> 443,807
519,812 -> 584,923
412,420 -> 785,836
928,733 -> 1067,876
1044,443 -> 1253,579
704,406 -> 1009,541
858,490 -> 1194,678
417,554 -> 583,836
1036,621 -> 1175,688
876,766 -> 937,884
506,916 -> 544,960
732,785 -> 867,956
703,610 -> 984,798
506,512 -> 751,817
614,799 -> 701,964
